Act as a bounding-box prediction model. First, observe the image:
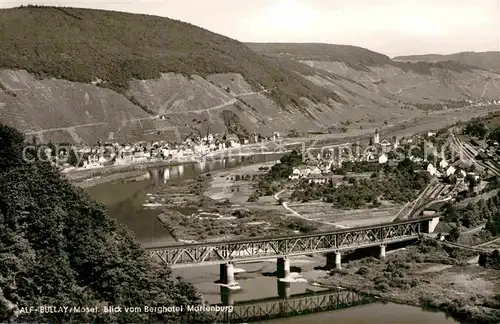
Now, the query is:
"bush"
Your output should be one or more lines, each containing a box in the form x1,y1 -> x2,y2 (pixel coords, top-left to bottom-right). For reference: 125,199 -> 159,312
375,282 -> 390,292
448,225 -> 461,242
247,193 -> 259,202
356,266 -> 371,276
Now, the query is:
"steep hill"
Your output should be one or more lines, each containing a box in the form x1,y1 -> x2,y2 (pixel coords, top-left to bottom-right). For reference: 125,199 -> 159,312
0,124 -> 211,323
0,6 -> 335,108
1,7 -> 500,144
394,52 -> 500,73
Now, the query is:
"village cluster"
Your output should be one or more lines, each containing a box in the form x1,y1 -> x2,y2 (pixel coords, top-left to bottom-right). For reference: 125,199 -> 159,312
287,129 -> 483,190
42,131 -> 282,170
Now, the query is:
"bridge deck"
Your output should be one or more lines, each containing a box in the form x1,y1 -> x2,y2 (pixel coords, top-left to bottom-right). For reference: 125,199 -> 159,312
147,217 -> 437,267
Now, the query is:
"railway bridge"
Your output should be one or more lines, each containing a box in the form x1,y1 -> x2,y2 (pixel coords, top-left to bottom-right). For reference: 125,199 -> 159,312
147,216 -> 440,286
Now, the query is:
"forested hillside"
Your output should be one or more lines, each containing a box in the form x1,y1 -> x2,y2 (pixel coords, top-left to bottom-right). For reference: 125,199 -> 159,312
0,5 -> 336,108
0,124 -> 211,323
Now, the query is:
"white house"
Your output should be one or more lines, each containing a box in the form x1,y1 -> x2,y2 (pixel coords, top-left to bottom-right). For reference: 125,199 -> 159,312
445,165 -> 456,177
427,131 -> 437,137
308,175 -> 328,185
309,166 -> 322,175
289,168 -> 302,180
439,159 -> 449,170
380,138 -> 391,147
426,163 -> 436,176
380,139 -> 392,153
161,148 -> 170,158
423,210 -> 437,216
98,156 -> 109,165
378,153 -> 388,164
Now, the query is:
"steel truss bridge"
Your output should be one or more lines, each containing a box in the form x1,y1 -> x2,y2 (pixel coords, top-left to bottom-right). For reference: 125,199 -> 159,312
211,289 -> 372,323
147,217 -> 437,267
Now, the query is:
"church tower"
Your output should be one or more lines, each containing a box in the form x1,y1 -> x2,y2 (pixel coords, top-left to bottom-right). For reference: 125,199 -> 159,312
373,129 -> 380,144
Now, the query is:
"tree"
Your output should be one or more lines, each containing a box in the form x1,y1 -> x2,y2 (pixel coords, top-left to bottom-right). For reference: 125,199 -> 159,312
479,253 -> 488,267
448,225 -> 461,242
67,149 -> 79,166
463,120 -> 487,139
0,124 -> 27,169
277,197 -> 284,205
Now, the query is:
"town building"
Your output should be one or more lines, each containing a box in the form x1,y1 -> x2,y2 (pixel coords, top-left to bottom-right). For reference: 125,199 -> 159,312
439,159 -> 449,170
445,165 -> 456,177
426,163 -> 436,176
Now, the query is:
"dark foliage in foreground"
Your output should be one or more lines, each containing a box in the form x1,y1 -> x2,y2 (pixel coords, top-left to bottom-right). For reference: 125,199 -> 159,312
0,124 -> 211,323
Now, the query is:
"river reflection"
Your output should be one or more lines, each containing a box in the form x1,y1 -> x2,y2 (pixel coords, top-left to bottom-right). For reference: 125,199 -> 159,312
214,282 -> 460,324
254,302 -> 461,324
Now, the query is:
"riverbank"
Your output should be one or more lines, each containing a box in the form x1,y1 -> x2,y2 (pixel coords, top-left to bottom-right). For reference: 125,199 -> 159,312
69,105 -> 500,188
67,158 -> 197,184
315,240 -> 500,324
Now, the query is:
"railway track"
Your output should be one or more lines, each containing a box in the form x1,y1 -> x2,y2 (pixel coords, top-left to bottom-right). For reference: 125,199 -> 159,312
408,183 -> 449,219
452,132 -> 500,175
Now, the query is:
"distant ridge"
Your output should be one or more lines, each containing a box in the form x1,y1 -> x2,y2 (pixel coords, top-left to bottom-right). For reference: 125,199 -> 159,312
394,51 -> 500,73
245,43 -> 393,71
246,42 -> 475,75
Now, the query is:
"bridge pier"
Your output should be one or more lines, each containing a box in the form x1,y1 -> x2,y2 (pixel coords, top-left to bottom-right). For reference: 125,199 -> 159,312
379,244 -> 386,259
277,280 -> 291,299
277,257 -> 291,279
326,251 -> 342,270
220,286 -> 235,306
425,217 -> 440,233
220,262 -> 240,289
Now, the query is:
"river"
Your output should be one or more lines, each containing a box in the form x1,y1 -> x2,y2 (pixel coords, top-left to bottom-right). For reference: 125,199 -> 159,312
85,154 -> 463,324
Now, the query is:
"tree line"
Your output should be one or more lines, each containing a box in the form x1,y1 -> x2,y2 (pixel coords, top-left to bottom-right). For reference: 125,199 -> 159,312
291,159 -> 431,209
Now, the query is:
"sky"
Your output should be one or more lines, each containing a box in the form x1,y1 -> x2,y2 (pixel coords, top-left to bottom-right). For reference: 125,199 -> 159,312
1,0 -> 499,57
